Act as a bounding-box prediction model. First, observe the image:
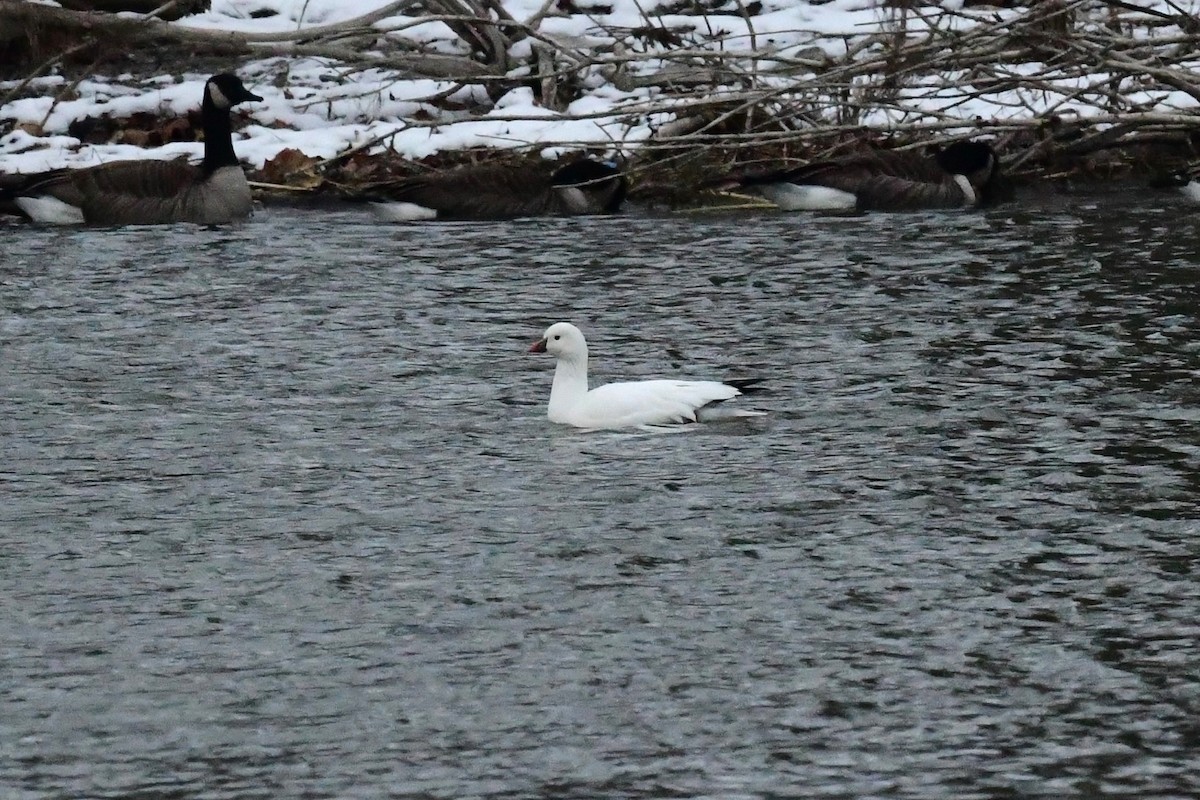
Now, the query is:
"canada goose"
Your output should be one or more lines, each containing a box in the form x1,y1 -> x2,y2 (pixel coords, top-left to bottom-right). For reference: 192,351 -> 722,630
0,73 -> 262,226
369,158 -> 627,221
529,322 -> 765,429
1157,167 -> 1200,203
739,141 -> 1006,212
1180,178 -> 1200,204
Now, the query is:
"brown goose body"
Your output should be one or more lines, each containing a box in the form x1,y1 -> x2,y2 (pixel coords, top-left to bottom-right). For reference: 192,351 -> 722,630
743,141 -> 1006,211
7,159 -> 253,225
1,73 -> 261,226
371,159 -> 627,221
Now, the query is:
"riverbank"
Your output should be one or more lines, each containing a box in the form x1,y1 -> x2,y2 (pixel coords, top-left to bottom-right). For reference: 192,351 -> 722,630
2,0 -> 1200,206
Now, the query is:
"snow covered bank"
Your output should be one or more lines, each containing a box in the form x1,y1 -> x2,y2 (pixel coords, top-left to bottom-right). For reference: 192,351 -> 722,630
3,0 -> 1200,186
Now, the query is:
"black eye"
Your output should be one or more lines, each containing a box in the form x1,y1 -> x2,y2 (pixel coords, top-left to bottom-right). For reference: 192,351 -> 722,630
553,335 -> 561,340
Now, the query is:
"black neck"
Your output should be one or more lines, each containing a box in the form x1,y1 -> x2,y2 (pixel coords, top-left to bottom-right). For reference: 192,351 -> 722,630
200,96 -> 239,174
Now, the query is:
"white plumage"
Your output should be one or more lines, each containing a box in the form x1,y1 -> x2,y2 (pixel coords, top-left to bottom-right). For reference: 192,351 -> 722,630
529,322 -> 763,430
14,196 -> 87,225
1179,180 -> 1200,204
369,201 -> 438,221
755,183 -> 857,212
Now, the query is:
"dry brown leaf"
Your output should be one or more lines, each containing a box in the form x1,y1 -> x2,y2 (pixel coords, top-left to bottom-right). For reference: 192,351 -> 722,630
117,128 -> 151,147
261,147 -> 323,188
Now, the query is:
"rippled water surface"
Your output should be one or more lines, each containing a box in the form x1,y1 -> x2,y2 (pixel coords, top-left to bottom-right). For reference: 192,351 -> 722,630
3,192 -> 1199,799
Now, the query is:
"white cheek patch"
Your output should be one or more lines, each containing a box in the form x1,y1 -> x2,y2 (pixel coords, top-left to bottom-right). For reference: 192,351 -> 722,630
953,173 -> 977,206
207,82 -> 231,109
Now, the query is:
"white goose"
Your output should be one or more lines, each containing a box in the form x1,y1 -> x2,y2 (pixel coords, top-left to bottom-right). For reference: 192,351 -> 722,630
529,322 -> 764,429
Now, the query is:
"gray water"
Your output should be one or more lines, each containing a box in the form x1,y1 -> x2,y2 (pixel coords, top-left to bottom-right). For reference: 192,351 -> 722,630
2,192 -> 1198,799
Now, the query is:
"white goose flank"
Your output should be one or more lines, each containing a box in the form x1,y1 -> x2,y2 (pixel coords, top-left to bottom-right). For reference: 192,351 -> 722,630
529,322 -> 765,430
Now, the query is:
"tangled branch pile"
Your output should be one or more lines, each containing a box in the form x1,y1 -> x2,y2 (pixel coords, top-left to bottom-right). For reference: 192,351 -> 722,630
4,0 -> 1200,196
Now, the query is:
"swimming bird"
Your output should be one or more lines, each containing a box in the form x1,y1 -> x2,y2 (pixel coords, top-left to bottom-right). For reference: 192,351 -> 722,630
369,158 -> 627,221
739,140 -> 1006,212
529,322 -> 764,429
0,73 -> 262,226
1180,179 -> 1200,204
1159,167 -> 1200,203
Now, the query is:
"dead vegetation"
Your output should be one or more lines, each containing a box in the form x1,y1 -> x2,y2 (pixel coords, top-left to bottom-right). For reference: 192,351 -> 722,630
3,0 -> 1200,202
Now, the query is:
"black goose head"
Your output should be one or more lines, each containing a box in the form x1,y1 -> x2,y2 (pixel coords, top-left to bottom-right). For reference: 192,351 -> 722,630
935,141 -> 996,178
1151,169 -> 1193,189
550,159 -> 627,213
203,73 -> 264,112
936,141 -> 1011,206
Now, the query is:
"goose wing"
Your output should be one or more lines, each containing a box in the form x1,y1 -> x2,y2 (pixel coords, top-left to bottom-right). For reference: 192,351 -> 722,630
4,158 -> 208,223
384,165 -> 553,219
11,158 -> 202,206
776,151 -> 973,209
852,173 -> 974,209
570,379 -> 743,428
75,158 -> 203,199
773,150 -> 941,187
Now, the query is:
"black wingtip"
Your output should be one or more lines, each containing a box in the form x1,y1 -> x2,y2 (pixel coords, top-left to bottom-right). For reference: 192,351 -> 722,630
725,378 -> 768,394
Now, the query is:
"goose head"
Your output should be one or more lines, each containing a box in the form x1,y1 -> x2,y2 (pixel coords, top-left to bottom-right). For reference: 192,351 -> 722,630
935,141 -> 997,181
529,322 -> 588,360
1144,167 -> 1200,202
1172,171 -> 1200,203
550,159 -> 627,213
204,73 -> 264,112
936,140 -> 1011,205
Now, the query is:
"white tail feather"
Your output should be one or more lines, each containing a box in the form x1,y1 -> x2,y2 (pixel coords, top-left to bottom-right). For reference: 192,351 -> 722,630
696,407 -> 768,422
15,196 -> 86,225
759,184 -> 857,211
370,201 -> 438,222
